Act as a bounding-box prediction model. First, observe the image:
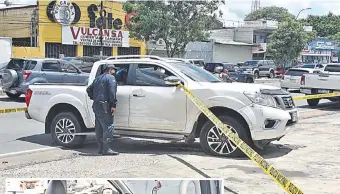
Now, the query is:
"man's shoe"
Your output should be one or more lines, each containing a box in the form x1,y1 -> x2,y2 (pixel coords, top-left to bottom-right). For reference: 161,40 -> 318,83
102,148 -> 119,156
101,142 -> 119,156
98,142 -> 103,154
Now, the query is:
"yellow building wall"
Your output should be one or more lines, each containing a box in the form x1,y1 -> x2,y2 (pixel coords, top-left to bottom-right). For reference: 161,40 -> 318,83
13,0 -> 146,58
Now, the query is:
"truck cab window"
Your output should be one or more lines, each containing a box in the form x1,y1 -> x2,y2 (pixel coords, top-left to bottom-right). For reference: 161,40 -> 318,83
135,64 -> 174,86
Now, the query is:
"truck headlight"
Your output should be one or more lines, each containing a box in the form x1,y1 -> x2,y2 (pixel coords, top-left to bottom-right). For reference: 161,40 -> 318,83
246,68 -> 253,71
244,92 -> 278,108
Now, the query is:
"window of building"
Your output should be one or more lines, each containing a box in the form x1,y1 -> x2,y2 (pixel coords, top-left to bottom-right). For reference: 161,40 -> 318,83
134,64 -> 174,86
83,46 -> 112,57
45,43 -> 77,58
253,35 -> 257,43
118,47 -> 140,55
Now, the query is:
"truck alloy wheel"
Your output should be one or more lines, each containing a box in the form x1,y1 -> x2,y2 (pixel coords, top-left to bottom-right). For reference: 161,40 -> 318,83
55,118 -> 76,144
206,126 -> 238,155
199,115 -> 252,157
51,112 -> 86,147
254,71 -> 259,79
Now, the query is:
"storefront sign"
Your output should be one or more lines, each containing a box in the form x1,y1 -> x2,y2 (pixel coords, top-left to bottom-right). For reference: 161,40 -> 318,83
62,26 -> 130,47
87,4 -> 123,30
46,0 -> 81,25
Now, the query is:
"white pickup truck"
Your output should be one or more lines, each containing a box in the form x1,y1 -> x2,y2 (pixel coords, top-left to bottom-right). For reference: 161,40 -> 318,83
300,63 -> 340,106
24,55 -> 298,157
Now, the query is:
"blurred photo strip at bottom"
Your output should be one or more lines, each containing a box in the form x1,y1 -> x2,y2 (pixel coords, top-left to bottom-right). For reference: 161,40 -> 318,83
4,178 -> 224,194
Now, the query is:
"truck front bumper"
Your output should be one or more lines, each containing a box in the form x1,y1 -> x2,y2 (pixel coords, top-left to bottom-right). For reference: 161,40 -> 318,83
239,104 -> 298,142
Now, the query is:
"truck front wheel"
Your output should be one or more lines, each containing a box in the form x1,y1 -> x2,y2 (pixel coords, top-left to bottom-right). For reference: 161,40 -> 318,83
50,112 -> 86,148
307,99 -> 320,107
199,115 -> 252,157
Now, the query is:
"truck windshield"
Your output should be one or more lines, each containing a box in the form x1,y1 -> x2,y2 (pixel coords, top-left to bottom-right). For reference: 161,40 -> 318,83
324,65 -> 340,72
243,61 -> 259,66
285,69 -> 309,76
169,62 -> 222,82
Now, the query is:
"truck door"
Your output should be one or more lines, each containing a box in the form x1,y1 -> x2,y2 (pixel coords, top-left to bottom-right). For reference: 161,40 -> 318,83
128,63 -> 187,131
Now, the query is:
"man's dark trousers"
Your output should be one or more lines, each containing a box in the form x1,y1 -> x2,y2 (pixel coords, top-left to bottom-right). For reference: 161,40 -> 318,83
92,101 -> 115,154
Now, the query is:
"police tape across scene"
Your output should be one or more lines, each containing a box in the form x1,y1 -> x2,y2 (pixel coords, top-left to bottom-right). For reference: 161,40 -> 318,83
293,92 -> 340,101
0,107 -> 27,114
175,83 -> 304,194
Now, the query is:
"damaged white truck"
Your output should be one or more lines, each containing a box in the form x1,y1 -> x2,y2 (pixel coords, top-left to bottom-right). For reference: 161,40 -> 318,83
25,55 -> 298,157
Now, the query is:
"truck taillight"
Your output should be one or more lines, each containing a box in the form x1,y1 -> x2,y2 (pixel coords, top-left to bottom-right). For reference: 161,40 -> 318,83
25,88 -> 32,107
301,75 -> 305,85
23,70 -> 32,80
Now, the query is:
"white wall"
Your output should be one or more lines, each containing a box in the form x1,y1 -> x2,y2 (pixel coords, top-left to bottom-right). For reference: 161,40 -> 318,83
213,44 -> 252,63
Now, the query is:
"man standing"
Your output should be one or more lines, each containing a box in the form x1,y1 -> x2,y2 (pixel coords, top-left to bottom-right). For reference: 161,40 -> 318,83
86,64 -> 119,156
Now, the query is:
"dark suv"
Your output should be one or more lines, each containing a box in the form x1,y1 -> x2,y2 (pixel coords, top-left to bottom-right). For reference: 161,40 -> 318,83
240,60 -> 276,79
1,58 -> 89,99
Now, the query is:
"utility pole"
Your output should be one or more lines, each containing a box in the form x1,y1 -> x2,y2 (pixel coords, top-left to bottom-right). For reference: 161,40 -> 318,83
99,0 -> 104,59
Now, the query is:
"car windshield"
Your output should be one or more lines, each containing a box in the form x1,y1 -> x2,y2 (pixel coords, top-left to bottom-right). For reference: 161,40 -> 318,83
170,62 -> 222,82
69,59 -> 83,65
6,59 -> 26,70
301,64 -> 315,68
243,60 -> 259,66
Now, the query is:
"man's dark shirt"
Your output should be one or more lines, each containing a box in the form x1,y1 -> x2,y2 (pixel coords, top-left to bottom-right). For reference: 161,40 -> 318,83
86,73 -> 118,108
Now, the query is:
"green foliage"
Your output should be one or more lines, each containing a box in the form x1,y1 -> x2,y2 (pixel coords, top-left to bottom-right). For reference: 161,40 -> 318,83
122,0 -> 224,57
300,12 -> 340,37
244,6 -> 294,22
328,32 -> 340,45
267,18 -> 311,65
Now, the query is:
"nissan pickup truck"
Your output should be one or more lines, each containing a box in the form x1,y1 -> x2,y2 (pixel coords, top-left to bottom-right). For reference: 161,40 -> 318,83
300,63 -> 340,107
24,55 -> 298,157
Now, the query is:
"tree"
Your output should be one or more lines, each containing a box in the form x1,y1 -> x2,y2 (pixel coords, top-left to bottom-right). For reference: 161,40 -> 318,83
122,0 -> 224,57
267,18 -> 310,65
244,6 -> 294,22
300,12 -> 340,37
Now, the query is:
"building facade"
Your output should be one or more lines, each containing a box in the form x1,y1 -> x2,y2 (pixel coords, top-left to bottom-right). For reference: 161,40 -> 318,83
0,0 -> 146,58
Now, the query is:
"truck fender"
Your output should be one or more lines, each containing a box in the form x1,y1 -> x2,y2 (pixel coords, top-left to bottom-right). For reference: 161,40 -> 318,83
185,96 -> 250,134
43,93 -> 91,128
29,77 -> 49,84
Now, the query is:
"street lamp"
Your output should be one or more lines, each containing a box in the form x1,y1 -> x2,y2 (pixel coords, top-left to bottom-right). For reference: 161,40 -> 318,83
296,8 -> 312,19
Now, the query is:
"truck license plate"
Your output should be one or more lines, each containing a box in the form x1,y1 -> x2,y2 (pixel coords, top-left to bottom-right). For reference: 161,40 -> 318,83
318,89 -> 330,94
290,111 -> 298,122
300,89 -> 311,94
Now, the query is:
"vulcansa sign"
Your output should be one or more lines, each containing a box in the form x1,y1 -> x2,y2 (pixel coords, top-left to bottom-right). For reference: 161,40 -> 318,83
62,26 -> 130,47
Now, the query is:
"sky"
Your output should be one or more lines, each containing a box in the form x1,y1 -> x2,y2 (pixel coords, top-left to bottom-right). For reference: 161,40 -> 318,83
1,0 -> 340,22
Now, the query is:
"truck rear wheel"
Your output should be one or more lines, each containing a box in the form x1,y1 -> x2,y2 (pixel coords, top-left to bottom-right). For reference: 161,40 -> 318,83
51,112 -> 86,148
199,115 -> 252,157
6,92 -> 21,99
307,99 -> 320,107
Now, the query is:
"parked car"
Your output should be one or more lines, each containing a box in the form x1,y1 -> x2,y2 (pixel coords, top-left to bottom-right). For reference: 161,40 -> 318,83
1,58 -> 89,99
240,60 -> 276,79
63,56 -> 100,73
280,68 -> 321,91
211,63 -> 254,83
25,55 -> 298,157
300,63 -> 340,106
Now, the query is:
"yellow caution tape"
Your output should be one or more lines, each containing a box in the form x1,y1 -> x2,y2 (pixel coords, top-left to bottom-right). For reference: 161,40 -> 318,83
293,92 -> 340,101
176,83 -> 304,194
0,107 -> 27,114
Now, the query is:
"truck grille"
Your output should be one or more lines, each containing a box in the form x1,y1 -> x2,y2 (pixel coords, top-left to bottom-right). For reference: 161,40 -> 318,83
282,97 -> 295,109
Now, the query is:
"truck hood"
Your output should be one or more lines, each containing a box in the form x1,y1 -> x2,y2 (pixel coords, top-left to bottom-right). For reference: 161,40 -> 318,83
198,82 -> 286,94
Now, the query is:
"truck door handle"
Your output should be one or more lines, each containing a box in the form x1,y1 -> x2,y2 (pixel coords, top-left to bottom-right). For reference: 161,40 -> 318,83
133,94 -> 145,97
